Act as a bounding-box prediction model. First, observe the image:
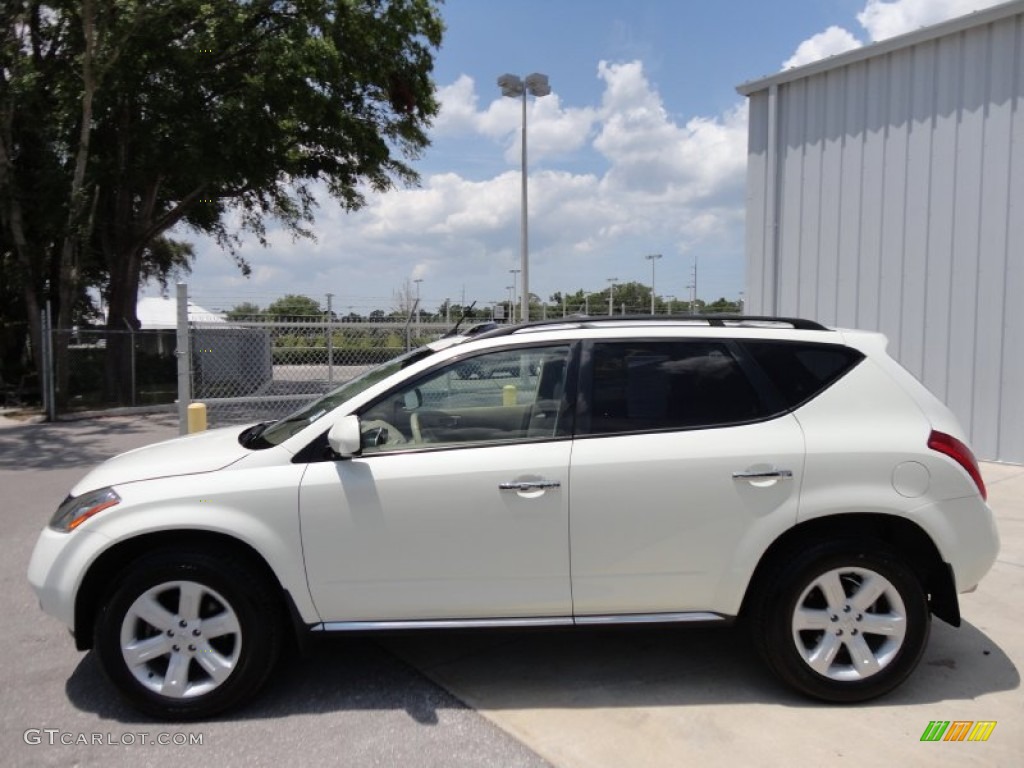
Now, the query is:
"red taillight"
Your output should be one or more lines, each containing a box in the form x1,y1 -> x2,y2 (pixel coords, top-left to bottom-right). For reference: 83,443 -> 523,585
928,430 -> 987,500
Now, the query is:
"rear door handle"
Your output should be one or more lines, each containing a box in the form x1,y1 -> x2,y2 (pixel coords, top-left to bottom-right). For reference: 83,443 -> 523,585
499,480 -> 561,491
732,469 -> 793,479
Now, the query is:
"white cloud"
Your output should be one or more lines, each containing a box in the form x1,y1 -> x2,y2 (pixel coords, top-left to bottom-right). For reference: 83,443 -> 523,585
173,60 -> 749,308
367,59 -> 748,256
432,75 -> 480,135
782,26 -> 863,69
781,0 -> 1005,71
594,61 -> 749,204
433,73 -> 596,163
857,0 -> 1006,41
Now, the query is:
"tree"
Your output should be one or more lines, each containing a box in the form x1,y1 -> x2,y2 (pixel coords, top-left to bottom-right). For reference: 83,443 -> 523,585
392,279 -> 418,318
705,297 -> 741,314
225,302 -> 263,322
1,1 -> 195,402
1,1 -> 443,405
266,295 -> 322,321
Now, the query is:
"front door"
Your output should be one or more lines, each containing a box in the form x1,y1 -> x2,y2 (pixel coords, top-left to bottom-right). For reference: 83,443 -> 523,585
299,344 -> 575,622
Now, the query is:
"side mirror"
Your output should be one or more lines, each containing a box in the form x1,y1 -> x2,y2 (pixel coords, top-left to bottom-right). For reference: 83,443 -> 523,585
327,415 -> 362,458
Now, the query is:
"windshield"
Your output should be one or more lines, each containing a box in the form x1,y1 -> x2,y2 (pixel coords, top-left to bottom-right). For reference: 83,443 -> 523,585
251,347 -> 436,447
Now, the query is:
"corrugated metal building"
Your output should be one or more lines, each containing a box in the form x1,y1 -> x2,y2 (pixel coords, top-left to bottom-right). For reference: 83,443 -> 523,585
737,0 -> 1024,463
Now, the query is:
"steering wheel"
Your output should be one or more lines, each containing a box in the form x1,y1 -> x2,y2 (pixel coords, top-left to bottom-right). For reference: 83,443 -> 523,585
360,419 -> 407,448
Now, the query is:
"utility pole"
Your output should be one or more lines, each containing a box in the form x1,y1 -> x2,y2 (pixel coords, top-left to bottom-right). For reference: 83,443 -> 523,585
691,256 -> 699,314
645,254 -> 662,314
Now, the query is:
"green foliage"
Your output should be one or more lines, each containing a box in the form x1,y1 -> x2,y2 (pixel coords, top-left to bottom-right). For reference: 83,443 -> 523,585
266,294 -> 323,320
705,297 -> 742,313
225,302 -> 263,321
549,285 -> 740,316
1,0 -> 444,403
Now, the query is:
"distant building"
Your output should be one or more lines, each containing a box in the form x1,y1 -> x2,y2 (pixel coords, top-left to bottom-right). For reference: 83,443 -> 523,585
135,296 -> 226,330
132,297 -> 271,396
737,0 -> 1024,462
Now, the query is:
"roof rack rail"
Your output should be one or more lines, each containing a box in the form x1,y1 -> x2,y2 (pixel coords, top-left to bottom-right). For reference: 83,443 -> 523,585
474,314 -> 829,339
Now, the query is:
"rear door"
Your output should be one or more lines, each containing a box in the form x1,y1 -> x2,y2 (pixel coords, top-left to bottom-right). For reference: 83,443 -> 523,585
568,339 -> 805,617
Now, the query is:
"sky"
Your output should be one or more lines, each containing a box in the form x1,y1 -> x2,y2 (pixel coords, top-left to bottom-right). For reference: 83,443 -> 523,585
163,0 -> 1009,315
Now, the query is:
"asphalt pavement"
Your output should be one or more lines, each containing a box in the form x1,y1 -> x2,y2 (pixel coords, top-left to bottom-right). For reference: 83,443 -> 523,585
0,414 -> 550,768
1,413 -> 1020,767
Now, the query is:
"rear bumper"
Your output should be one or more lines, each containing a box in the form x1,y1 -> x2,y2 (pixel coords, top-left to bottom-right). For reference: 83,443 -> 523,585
910,495 -> 1000,594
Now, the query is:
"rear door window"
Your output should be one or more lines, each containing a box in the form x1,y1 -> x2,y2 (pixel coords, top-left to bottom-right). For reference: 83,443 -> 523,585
581,341 -> 771,435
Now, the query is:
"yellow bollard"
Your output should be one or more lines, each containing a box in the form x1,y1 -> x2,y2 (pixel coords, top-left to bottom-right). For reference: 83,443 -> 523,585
187,402 -> 208,433
502,384 -> 517,406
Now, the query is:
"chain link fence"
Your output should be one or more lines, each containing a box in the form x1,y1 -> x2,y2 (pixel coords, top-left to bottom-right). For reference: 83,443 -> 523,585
56,328 -> 179,412
190,318 -> 450,427
34,286 -> 744,428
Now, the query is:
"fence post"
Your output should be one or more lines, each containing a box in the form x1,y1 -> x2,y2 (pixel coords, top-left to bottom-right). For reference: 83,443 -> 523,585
325,293 -> 334,386
403,301 -> 418,352
123,319 -> 137,407
176,283 -> 192,435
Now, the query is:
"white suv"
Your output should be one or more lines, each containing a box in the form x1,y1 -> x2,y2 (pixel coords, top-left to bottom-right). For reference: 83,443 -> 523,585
28,317 -> 999,719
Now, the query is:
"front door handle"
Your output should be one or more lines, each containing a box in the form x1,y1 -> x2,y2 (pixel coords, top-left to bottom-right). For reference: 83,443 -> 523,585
499,480 -> 561,491
732,469 -> 793,480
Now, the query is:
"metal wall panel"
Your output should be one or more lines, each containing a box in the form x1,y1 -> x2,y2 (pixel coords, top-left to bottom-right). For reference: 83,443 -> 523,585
743,10 -> 1024,462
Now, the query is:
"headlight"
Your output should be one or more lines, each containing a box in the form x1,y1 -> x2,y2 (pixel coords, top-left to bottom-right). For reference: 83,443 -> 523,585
49,488 -> 121,532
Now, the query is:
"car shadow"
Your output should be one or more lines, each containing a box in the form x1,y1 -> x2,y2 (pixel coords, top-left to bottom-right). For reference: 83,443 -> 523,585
65,619 -> 1017,722
65,636 -> 473,725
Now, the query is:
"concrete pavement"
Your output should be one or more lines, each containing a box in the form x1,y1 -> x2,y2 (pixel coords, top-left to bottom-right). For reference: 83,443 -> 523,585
387,462 -> 1024,767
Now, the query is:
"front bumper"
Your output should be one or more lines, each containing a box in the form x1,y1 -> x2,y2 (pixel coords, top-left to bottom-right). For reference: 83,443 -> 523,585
27,526 -> 110,632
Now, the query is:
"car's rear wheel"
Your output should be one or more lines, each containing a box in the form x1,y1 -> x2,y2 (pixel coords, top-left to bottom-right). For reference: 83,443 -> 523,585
94,547 -> 283,719
752,541 -> 929,702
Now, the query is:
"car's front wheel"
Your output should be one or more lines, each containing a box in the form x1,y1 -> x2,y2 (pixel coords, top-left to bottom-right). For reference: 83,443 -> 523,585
752,541 -> 930,702
94,547 -> 283,719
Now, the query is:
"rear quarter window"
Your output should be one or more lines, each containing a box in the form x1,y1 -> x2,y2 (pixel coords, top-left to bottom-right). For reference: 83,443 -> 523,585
741,341 -> 864,409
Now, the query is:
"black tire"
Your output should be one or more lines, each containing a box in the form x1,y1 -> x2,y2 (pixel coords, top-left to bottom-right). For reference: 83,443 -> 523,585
750,540 -> 930,703
93,547 -> 283,720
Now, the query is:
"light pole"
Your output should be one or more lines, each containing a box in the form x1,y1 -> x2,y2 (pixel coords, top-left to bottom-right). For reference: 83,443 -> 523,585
645,253 -> 662,314
506,285 -> 514,323
607,278 -> 618,316
509,268 -> 521,323
498,72 -> 552,324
